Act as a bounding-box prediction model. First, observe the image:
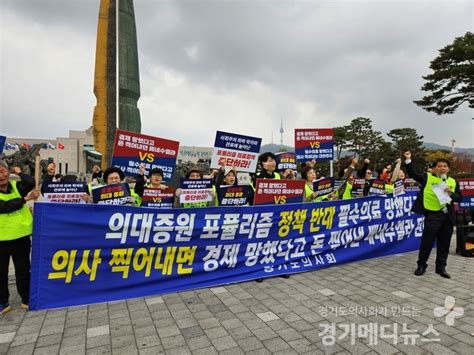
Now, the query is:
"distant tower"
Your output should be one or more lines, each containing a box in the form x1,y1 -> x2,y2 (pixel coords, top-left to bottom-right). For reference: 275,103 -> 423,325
279,117 -> 284,145
451,139 -> 456,153
92,0 -> 141,168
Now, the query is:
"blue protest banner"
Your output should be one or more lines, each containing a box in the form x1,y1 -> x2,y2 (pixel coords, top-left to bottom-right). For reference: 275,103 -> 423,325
30,193 -> 423,310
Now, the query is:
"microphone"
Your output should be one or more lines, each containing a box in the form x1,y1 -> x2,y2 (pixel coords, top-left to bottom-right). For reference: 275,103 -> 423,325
441,174 -> 447,181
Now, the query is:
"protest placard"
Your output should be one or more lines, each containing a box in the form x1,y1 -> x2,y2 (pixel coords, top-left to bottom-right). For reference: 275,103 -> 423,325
91,183 -> 132,205
180,179 -> 213,204
112,129 -> 179,181
210,131 -> 261,173
141,187 -> 175,208
42,182 -> 88,204
294,128 -> 334,162
254,179 -> 305,205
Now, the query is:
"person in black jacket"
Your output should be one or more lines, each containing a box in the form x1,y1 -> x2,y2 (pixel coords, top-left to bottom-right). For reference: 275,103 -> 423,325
404,151 -> 462,279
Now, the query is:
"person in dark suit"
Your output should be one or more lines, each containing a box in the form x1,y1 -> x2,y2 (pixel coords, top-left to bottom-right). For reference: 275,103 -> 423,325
404,151 -> 462,278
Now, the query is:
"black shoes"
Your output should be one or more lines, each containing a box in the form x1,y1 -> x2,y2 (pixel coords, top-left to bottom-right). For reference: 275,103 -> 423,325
414,266 -> 426,276
415,265 -> 451,278
279,274 -> 290,279
436,268 -> 451,279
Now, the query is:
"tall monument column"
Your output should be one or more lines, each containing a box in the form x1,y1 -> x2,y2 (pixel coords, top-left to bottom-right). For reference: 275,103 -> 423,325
119,0 -> 141,133
92,0 -> 116,169
92,0 -> 141,168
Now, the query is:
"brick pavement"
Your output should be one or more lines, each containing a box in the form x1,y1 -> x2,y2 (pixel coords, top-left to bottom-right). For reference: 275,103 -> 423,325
1,248 -> 473,354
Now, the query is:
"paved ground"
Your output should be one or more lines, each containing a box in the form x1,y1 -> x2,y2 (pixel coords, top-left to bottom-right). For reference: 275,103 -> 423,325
1,246 -> 473,355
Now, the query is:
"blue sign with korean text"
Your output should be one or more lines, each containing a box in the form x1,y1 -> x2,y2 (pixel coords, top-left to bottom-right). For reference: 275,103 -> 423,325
214,131 -> 261,153
314,178 -> 334,197
112,129 -> 179,182
30,193 -> 423,310
180,179 -> 213,190
294,128 -> 334,162
91,183 -> 131,205
211,131 -> 262,172
218,185 -> 251,206
42,182 -> 88,204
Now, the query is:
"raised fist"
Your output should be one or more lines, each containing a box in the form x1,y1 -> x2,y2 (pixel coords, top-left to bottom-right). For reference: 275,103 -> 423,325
25,190 -> 40,201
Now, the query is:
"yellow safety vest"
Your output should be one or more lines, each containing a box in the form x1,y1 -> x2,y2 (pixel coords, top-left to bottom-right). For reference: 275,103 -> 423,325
342,181 -> 353,200
131,188 -> 142,207
304,183 -> 317,202
0,180 -> 33,241
385,183 -> 394,194
423,174 -> 456,211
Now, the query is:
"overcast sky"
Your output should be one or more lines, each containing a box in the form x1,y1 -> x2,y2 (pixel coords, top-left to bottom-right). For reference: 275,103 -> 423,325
1,0 -> 473,149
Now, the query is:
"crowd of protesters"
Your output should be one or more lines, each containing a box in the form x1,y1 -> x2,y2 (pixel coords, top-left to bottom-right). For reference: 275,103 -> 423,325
0,147 -> 468,313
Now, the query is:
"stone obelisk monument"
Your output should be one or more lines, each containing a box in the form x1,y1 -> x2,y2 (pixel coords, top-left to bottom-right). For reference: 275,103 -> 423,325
92,0 -> 141,168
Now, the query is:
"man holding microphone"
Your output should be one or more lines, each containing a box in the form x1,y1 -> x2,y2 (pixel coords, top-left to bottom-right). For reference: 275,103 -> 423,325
404,151 -> 462,278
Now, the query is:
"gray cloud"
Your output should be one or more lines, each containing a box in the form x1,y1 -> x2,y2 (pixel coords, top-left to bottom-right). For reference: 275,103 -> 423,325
1,0 -> 473,149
